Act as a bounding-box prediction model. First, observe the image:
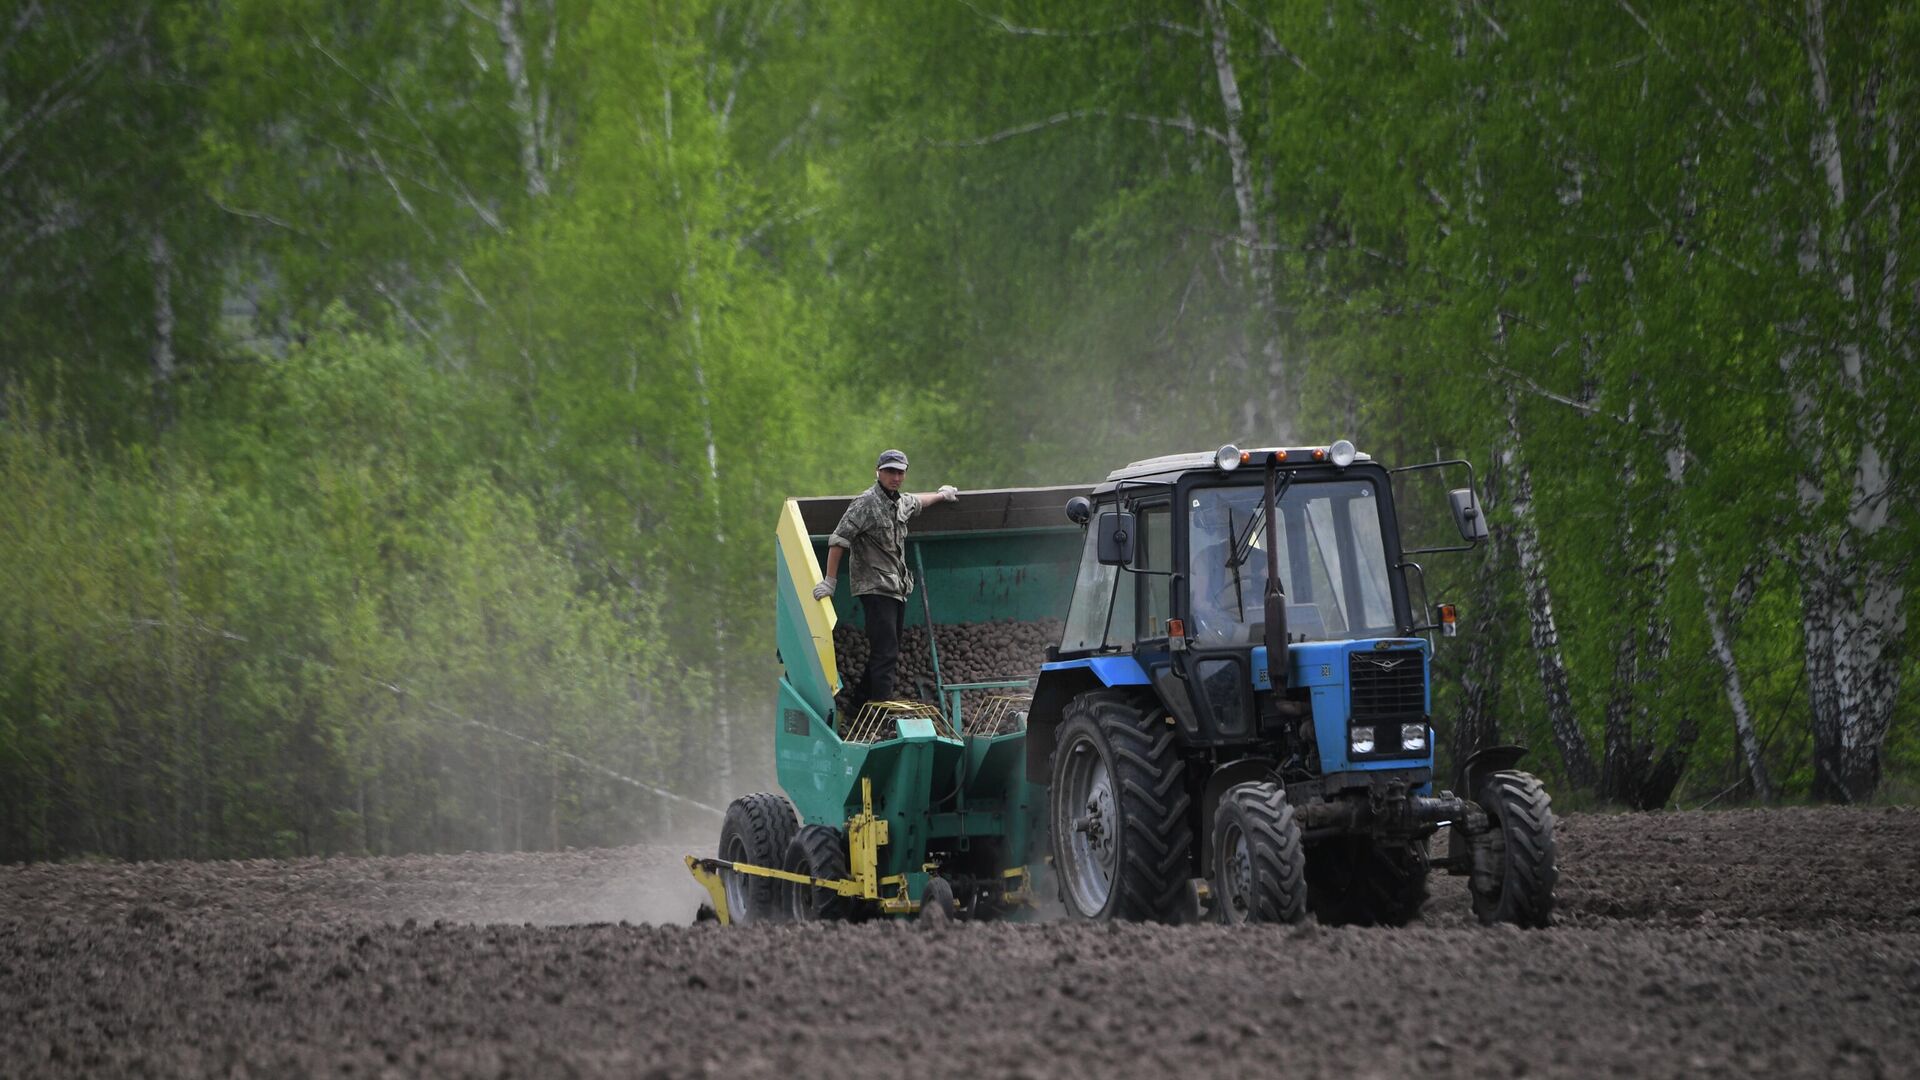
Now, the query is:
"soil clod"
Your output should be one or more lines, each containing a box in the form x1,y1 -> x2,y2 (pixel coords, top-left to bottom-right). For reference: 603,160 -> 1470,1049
1,807 -> 1915,1078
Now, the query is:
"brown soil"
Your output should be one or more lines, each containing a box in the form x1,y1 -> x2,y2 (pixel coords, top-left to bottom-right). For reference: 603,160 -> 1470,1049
5,807 -> 1918,1078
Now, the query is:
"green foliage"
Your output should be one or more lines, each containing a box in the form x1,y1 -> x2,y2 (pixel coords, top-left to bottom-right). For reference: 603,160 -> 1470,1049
0,1 -> 223,436
0,329 -> 691,860
3,0 -> 1915,859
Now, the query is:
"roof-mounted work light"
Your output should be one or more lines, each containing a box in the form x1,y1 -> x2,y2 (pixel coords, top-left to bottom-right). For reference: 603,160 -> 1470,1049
1329,439 -> 1357,468
1216,444 -> 1245,471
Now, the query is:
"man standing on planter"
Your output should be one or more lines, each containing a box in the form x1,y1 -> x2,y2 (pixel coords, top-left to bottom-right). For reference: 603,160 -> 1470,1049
814,448 -> 957,718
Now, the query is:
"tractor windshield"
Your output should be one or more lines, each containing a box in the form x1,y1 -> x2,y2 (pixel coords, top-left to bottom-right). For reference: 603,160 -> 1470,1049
1187,479 -> 1396,645
1060,517 -> 1135,653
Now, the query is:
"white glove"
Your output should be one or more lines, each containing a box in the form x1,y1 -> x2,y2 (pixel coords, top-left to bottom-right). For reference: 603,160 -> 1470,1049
811,577 -> 835,600
938,485 -> 959,503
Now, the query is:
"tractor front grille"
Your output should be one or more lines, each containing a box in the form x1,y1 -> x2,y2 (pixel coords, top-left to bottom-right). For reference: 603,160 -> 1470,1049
1349,649 -> 1426,721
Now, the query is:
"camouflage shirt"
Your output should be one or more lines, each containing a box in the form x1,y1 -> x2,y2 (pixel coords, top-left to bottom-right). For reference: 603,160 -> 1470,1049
829,483 -> 923,599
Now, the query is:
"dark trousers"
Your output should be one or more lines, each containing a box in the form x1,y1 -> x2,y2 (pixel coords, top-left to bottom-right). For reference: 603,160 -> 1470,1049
851,593 -> 906,711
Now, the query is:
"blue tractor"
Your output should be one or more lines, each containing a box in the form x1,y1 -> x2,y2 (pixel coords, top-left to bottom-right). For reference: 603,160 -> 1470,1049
1028,441 -> 1556,926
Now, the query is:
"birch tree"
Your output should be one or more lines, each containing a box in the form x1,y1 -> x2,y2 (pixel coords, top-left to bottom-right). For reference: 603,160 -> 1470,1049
1,0 -> 219,435
1777,0 -> 1911,801
201,0 -> 580,335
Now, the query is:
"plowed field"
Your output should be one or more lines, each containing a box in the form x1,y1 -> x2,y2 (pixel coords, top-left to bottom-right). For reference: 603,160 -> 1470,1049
6,807 -> 1918,1078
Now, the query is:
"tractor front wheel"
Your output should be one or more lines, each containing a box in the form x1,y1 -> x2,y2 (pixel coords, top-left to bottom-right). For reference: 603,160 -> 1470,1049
1048,691 -> 1193,922
1471,770 -> 1557,928
1211,782 -> 1308,925
783,824 -> 854,922
718,793 -> 796,924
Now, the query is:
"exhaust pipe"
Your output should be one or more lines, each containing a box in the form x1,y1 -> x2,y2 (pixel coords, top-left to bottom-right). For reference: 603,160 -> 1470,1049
1262,459 -> 1289,687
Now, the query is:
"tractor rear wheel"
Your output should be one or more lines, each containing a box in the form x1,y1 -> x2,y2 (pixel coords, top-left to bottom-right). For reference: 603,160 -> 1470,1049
1471,770 -> 1557,928
718,792 -> 797,924
1211,782 -> 1308,925
783,824 -> 854,922
1049,691 -> 1193,922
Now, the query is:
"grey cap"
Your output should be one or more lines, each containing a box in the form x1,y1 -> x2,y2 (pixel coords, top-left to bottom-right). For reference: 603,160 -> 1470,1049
875,448 -> 910,471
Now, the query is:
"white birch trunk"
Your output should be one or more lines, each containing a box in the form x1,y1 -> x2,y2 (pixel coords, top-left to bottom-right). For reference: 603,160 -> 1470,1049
1200,0 -> 1260,278
1699,558 -> 1772,802
1792,0 -> 1905,801
490,0 -> 549,198
1661,418 -> 1768,802
1199,0 -> 1287,438
1504,388 -> 1596,788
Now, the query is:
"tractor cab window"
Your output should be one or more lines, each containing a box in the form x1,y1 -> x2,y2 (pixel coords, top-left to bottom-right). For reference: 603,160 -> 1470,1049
1186,479 -> 1396,646
1136,504 -> 1172,639
1060,507 -> 1136,652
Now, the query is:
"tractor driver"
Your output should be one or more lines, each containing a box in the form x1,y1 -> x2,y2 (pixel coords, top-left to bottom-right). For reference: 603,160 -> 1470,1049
1190,532 -> 1266,646
1188,490 -> 1282,647
814,449 -> 957,717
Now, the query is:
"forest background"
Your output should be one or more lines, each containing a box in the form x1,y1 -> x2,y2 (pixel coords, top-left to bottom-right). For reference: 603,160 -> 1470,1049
3,0 -> 1915,862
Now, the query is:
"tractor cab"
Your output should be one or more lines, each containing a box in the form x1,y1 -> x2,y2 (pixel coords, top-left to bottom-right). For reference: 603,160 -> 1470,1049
1047,443 -> 1428,763
1030,442 -> 1475,778
1028,440 -> 1552,928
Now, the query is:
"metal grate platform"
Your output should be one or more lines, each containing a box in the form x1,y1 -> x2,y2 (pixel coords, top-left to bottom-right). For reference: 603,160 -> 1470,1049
962,693 -> 1030,737
841,700 -> 958,743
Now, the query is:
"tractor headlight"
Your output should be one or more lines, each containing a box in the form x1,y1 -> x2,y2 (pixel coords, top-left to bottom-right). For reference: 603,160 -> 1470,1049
1329,439 -> 1357,468
1401,723 -> 1428,751
1350,726 -> 1375,755
1216,444 -> 1245,471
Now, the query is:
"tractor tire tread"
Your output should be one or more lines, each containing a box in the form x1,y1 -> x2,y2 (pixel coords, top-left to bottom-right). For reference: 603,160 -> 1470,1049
784,823 -> 854,922
1473,770 -> 1557,928
1052,690 -> 1194,923
1215,782 -> 1308,924
720,792 -> 798,924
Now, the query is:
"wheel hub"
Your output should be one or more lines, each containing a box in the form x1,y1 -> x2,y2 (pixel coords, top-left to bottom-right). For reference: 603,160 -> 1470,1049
722,836 -> 751,917
1061,740 -> 1119,914
1221,826 -> 1252,922
1076,786 -> 1114,849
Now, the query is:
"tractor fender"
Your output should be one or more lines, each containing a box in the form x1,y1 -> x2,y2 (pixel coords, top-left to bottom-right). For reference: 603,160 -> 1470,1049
1447,745 -> 1527,868
1196,757 -> 1279,878
1026,658 -> 1150,778
1457,744 -> 1528,803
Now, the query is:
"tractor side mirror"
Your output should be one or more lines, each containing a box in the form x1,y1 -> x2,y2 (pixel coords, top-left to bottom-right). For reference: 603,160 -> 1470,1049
1448,488 -> 1488,542
1065,495 -> 1092,525
1096,511 -> 1137,566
